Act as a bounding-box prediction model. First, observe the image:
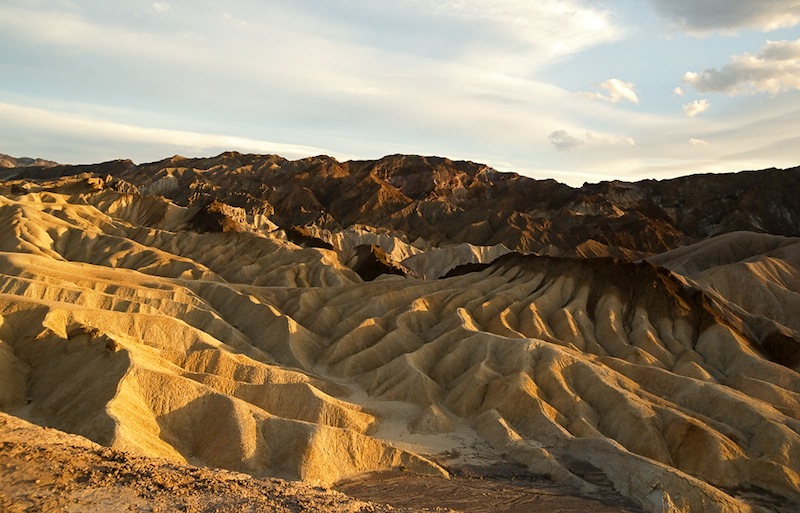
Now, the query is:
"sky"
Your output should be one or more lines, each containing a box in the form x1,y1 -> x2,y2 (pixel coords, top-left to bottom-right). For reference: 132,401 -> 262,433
1,0 -> 799,186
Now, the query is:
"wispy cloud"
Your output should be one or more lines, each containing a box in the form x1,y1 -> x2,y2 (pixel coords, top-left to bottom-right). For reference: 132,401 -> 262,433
152,2 -> 171,13
683,39 -> 800,95
682,99 -> 710,117
1,0 -> 798,186
647,0 -> 800,33
576,79 -> 640,104
0,102 -> 340,162
586,131 -> 636,146
409,0 -> 622,66
548,130 -> 585,151
548,129 -> 635,151
688,138 -> 709,146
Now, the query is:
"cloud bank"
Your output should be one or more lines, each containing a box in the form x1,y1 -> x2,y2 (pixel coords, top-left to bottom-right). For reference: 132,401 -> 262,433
1,0 -> 799,186
647,0 -> 800,33
684,39 -> 800,95
411,0 -> 621,63
0,102 -> 339,163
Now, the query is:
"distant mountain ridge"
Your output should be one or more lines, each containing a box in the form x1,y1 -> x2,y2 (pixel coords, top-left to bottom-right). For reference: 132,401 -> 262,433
4,151 -> 799,257
0,153 -> 59,169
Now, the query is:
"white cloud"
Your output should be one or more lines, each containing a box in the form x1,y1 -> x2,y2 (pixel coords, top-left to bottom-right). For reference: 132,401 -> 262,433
152,2 -> 171,13
410,0 -> 621,64
688,138 -> 709,146
576,79 -> 639,104
683,39 -> 800,95
647,0 -> 800,33
0,4 -> 190,57
548,129 -> 635,151
0,102 -> 340,162
586,131 -> 636,146
548,130 -> 585,151
673,86 -> 685,96
0,1 -> 616,129
761,39 -> 800,60
682,99 -> 710,117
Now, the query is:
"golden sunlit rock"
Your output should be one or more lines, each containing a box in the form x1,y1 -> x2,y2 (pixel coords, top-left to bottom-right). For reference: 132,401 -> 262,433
1,155 -> 799,512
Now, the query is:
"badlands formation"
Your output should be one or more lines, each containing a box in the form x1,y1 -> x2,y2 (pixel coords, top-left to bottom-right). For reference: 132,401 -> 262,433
1,152 -> 800,512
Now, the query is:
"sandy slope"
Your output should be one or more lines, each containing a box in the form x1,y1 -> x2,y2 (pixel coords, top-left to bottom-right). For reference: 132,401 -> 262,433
0,412 -> 441,513
649,231 -> 800,340
1,179 -> 799,512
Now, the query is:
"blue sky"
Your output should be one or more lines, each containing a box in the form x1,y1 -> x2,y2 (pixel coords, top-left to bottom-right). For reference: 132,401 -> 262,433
1,0 -> 799,185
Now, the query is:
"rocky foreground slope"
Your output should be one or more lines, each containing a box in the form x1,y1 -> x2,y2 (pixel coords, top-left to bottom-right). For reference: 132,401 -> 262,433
1,153 -> 799,513
0,412 -> 429,513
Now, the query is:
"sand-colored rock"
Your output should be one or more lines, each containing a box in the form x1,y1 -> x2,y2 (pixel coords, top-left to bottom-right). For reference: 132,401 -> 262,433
402,243 -> 512,279
0,412 -> 442,513
0,174 -> 799,512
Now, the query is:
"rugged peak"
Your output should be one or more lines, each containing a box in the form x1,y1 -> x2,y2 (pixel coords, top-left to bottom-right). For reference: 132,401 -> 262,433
367,154 -> 498,201
216,150 -> 243,159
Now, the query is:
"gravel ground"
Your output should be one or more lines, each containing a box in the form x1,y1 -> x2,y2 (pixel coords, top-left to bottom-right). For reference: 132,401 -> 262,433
0,413 -> 446,513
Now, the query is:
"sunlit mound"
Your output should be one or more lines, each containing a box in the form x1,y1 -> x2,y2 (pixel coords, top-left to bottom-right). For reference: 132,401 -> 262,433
1,166 -> 799,513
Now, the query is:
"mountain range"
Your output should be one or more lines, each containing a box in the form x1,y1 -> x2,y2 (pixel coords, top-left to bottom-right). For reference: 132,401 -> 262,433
1,152 -> 799,513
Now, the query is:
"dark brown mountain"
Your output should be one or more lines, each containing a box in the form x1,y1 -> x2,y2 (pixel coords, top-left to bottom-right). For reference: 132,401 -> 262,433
3,151 -> 799,257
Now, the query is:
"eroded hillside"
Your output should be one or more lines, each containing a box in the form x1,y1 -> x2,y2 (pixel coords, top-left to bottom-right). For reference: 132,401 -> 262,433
1,155 -> 799,513
5,153 -> 799,258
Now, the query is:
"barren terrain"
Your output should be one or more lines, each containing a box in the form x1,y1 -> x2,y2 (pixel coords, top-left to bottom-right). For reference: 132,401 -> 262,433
0,412 -> 434,512
1,153 -> 799,512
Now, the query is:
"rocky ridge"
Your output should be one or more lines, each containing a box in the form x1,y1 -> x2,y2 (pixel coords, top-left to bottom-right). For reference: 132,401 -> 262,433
0,154 -> 58,169
5,152 -> 799,260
